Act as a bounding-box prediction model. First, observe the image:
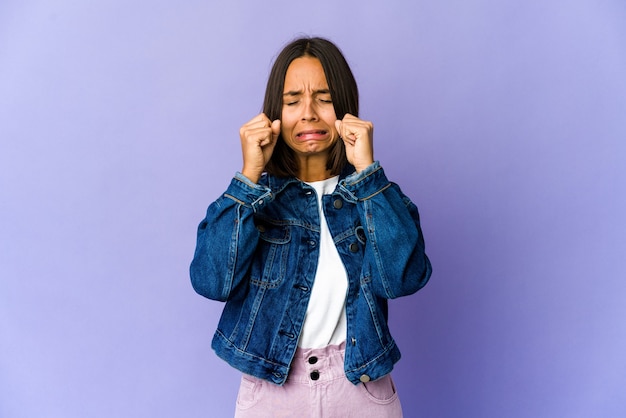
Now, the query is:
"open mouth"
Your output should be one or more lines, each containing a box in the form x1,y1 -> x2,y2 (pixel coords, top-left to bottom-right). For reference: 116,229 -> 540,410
296,130 -> 328,140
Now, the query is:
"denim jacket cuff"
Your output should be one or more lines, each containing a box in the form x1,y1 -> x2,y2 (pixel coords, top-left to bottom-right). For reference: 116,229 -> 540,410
338,161 -> 390,202
224,172 -> 273,212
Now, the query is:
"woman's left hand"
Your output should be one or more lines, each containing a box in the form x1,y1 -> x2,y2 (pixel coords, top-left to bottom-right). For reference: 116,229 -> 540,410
335,114 -> 374,173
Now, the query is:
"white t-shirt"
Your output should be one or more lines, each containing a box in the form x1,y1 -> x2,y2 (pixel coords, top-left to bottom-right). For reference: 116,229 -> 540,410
298,176 -> 348,349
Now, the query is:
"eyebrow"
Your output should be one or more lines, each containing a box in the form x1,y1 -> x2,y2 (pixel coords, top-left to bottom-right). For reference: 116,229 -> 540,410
282,89 -> 331,96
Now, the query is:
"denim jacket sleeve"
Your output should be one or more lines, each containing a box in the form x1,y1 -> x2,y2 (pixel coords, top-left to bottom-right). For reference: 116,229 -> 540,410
338,161 -> 432,299
190,172 -> 272,301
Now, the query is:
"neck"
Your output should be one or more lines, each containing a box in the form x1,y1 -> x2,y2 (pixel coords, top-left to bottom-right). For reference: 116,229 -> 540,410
297,155 -> 332,182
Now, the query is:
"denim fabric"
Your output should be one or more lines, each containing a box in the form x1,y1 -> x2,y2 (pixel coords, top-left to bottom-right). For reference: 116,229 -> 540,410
190,161 -> 432,385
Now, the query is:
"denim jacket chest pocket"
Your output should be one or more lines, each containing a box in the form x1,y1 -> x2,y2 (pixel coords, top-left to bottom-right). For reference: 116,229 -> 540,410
250,222 -> 291,288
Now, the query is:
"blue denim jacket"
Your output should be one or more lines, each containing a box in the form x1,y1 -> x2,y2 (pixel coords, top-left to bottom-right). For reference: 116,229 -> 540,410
190,161 -> 432,385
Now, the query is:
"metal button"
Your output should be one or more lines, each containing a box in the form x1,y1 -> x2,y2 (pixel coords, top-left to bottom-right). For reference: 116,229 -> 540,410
333,199 -> 343,209
310,370 -> 320,380
308,356 -> 318,364
359,374 -> 371,383
256,224 -> 266,233
355,226 -> 366,243
349,242 -> 359,252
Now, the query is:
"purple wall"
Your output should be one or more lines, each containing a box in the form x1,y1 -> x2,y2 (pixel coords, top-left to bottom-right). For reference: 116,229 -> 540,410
1,1 -> 625,417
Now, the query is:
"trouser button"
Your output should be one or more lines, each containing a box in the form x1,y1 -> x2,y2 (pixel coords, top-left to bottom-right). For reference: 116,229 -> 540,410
310,370 -> 320,380
308,356 -> 318,364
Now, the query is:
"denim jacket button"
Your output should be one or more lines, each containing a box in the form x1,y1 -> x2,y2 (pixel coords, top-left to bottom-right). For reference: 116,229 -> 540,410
349,242 -> 359,252
359,374 -> 371,383
333,199 -> 343,209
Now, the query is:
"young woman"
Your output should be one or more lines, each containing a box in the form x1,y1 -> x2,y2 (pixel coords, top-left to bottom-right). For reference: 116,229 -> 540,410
190,36 -> 432,417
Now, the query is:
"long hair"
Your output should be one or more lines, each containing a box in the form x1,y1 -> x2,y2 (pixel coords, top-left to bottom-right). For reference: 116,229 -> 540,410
263,37 -> 359,177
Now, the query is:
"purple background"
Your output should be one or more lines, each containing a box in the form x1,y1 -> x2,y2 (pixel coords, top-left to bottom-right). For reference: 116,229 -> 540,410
2,1 -> 625,417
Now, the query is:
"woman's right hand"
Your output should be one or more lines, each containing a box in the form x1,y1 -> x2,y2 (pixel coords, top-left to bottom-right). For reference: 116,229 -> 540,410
240,113 -> 281,184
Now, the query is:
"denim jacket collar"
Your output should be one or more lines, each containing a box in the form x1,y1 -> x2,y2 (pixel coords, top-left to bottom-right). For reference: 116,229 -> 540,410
264,163 -> 356,195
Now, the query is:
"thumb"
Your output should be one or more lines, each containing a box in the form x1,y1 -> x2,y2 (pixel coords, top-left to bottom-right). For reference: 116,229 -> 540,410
335,120 -> 342,137
271,119 -> 281,141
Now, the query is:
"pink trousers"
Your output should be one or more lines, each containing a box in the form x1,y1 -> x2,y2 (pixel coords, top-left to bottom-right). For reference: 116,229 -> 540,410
234,342 -> 403,418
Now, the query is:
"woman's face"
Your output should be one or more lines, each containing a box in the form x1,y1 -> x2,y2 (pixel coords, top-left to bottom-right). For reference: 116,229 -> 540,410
280,56 -> 339,161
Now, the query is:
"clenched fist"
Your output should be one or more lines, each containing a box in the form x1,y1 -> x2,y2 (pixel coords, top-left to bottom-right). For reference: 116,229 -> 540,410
240,113 -> 281,183
335,114 -> 374,173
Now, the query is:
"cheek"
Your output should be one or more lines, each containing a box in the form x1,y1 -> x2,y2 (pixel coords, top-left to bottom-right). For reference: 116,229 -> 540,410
323,109 -> 338,131
279,112 -> 294,137
327,116 -> 339,138
280,126 -> 289,140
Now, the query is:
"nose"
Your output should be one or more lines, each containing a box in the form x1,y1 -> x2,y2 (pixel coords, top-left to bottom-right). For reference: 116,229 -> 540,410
301,98 -> 319,121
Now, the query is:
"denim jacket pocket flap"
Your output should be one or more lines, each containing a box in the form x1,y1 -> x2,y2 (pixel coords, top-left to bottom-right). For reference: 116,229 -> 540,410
250,224 -> 291,288
257,224 -> 291,244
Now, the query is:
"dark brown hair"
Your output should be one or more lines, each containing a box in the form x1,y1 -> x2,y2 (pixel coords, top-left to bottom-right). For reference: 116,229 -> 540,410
263,37 -> 359,177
